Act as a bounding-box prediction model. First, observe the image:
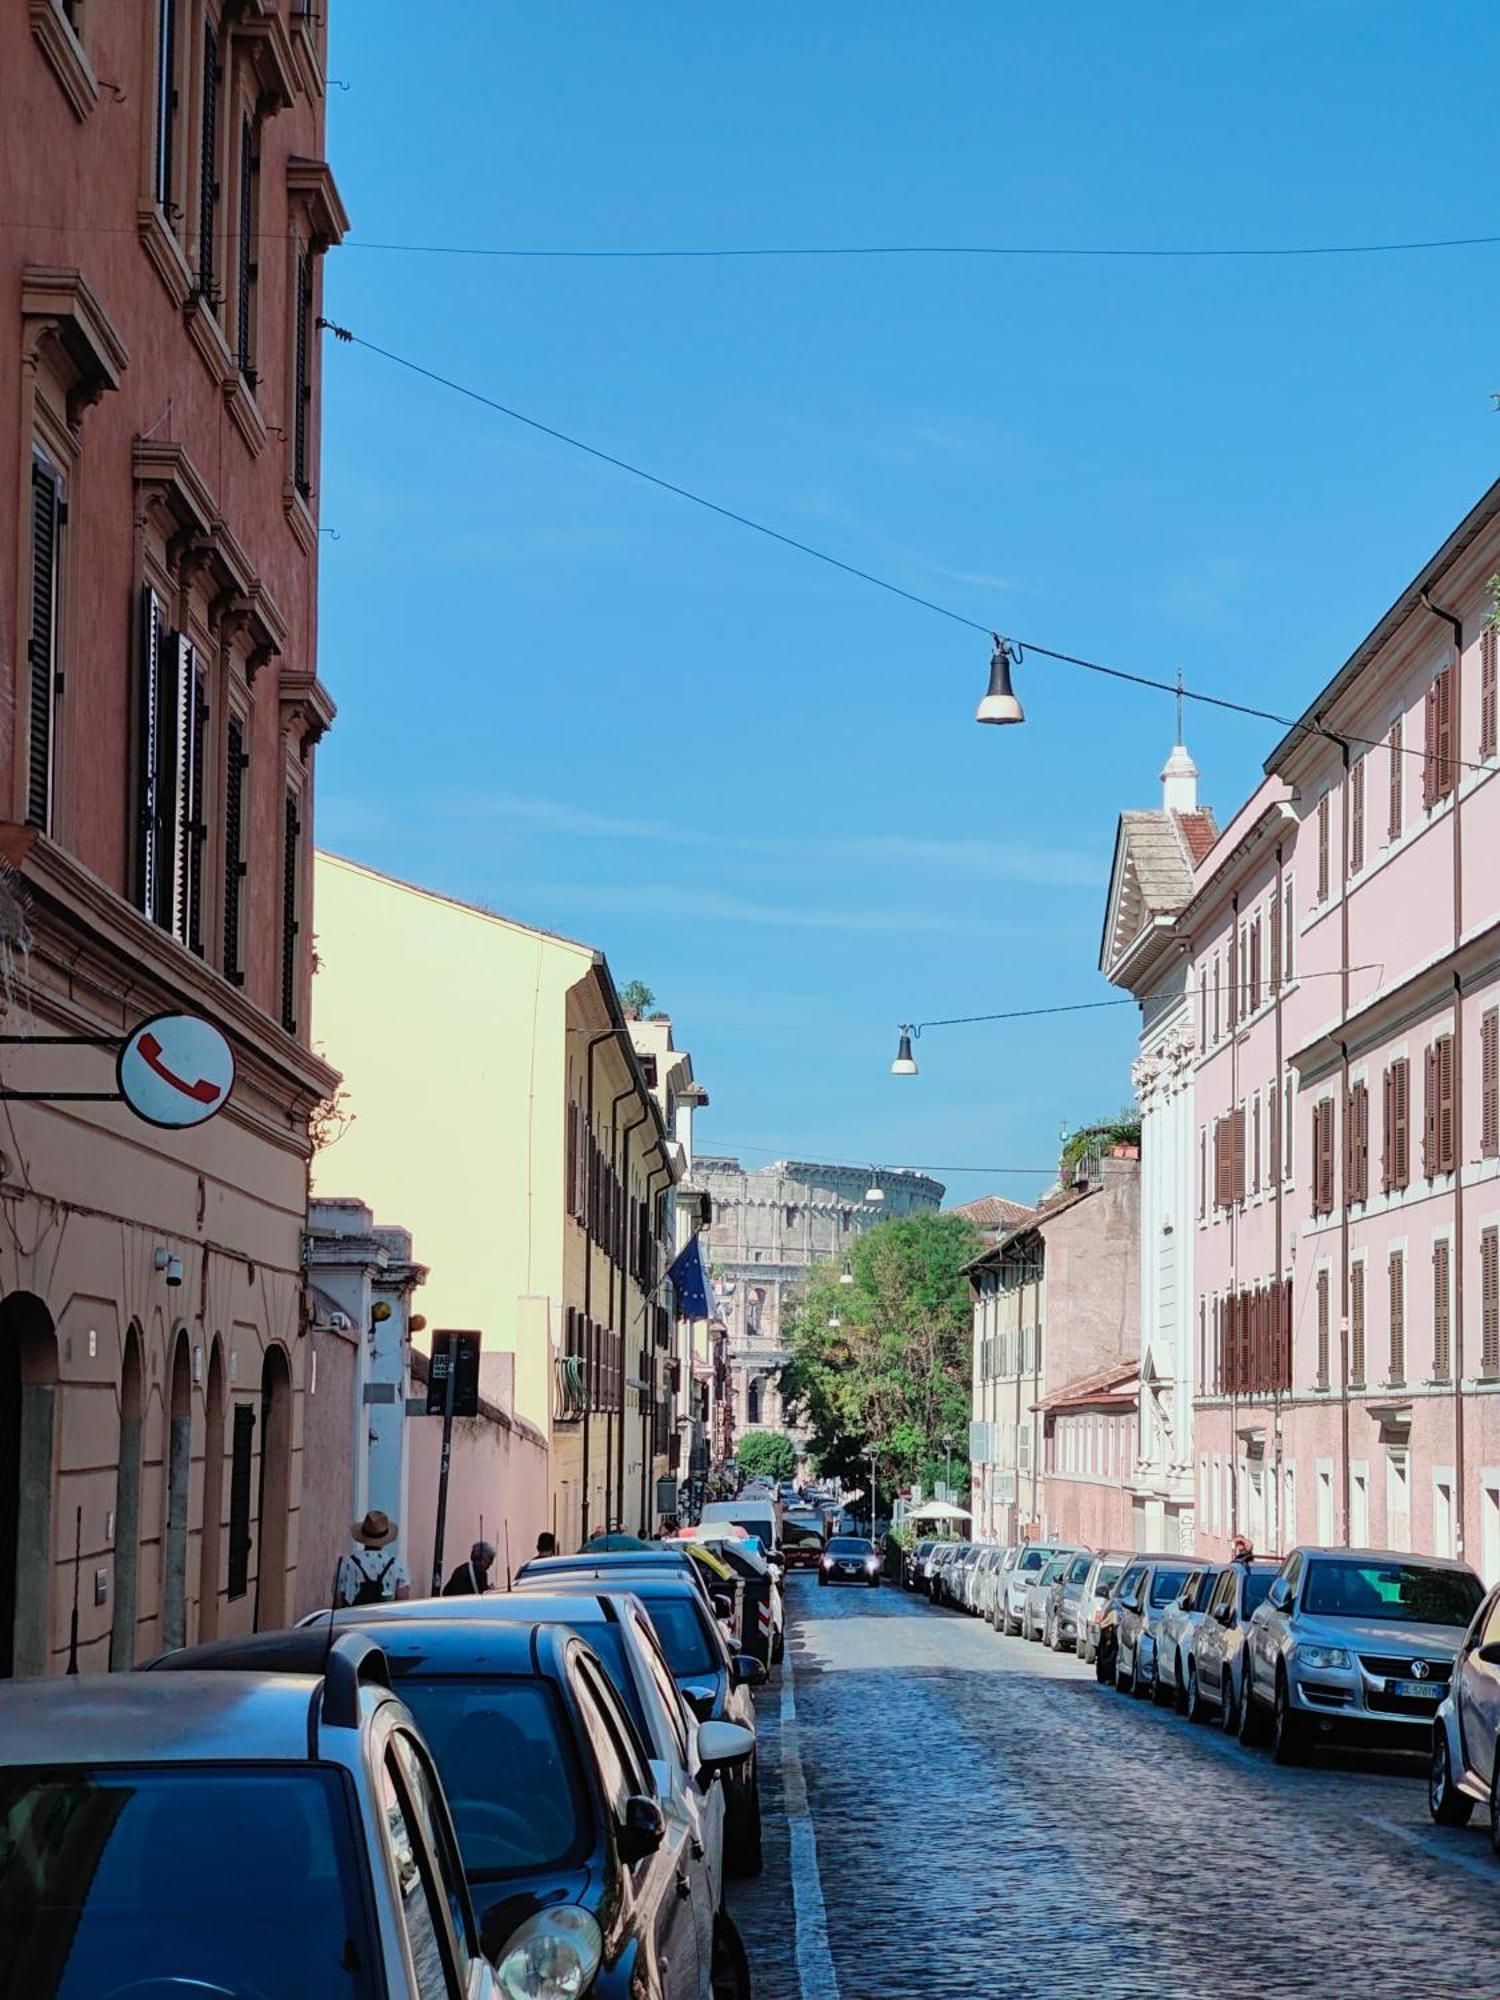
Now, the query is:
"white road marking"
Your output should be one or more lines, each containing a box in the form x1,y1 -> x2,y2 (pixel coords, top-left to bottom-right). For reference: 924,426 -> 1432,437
779,1649 -> 841,2000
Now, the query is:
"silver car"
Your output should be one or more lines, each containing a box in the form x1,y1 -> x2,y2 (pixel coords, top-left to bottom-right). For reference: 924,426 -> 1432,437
1000,1543 -> 1064,1636
1430,1581 -> 1500,1841
1152,1563 -> 1223,1707
1043,1549 -> 1099,1652
1113,1557 -> 1194,1696
968,1544 -> 1005,1618
1185,1559 -> 1279,1730
983,1546 -> 1021,1627
1023,1547 -> 1083,1643
1076,1552 -> 1131,1664
1244,1546 -> 1484,1764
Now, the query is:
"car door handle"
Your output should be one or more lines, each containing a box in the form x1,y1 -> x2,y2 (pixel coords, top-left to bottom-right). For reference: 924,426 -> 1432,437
676,1871 -> 693,1900
690,1838 -> 705,1860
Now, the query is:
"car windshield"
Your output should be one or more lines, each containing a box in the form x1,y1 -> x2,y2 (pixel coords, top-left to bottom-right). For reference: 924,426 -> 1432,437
1067,1555 -> 1093,1584
0,1765 -> 375,2000
393,1676 -> 589,1879
827,1538 -> 872,1556
1303,1560 -> 1483,1626
783,1521 -> 823,1549
1149,1567 -> 1191,1607
636,1594 -> 720,1677
1017,1548 -> 1049,1574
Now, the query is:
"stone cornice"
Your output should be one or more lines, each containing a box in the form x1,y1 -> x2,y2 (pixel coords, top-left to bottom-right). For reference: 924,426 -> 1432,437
22,265 -> 127,426
279,669 -> 337,757
28,0 -> 98,121
287,156 -> 350,250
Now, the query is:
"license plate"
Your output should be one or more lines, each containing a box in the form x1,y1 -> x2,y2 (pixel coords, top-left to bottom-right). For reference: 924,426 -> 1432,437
1391,1679 -> 1441,1700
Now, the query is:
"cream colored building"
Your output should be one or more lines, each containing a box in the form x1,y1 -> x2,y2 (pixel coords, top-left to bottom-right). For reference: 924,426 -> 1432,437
311,853 -> 675,1548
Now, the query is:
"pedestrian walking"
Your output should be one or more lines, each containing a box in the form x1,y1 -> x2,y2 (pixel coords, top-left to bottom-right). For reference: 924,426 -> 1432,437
337,1510 -> 411,1606
442,1540 -> 495,1596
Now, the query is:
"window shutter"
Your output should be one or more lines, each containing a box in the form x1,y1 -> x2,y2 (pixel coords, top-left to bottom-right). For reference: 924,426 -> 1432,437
1269,885 -> 1282,990
1249,918 -> 1261,1012
293,251 -> 311,496
1393,1057 -> 1410,1189
1228,926 -> 1239,1031
280,787 -> 301,1033
170,640 -> 206,953
1482,1008 -> 1500,1159
1268,1086 -> 1281,1190
222,712 -> 246,981
566,1105 -> 579,1221
1317,793 -> 1330,901
1438,1034 -> 1456,1174
198,20 -> 219,300
1389,1249 -> 1406,1384
1345,1080 -> 1368,1204
1214,1118 -> 1229,1209
1433,1240 -> 1452,1381
1437,665 -> 1455,801
1316,1268 -> 1330,1389
1313,1100 -> 1335,1216
1350,758 -> 1365,873
1251,1093 -> 1262,1195
1423,681 -> 1438,811
1482,1226 -> 1499,1378
236,113 -> 256,377
154,0 -> 177,210
1483,626 -> 1499,762
1423,1043 -> 1438,1179
1388,716 -> 1403,839
137,586 -> 166,917
1381,1065 -> 1394,1194
1279,1278 -> 1293,1390
1232,1105 -> 1246,1205
1350,1261 -> 1366,1386
1283,878 -> 1295,979
27,456 -> 62,833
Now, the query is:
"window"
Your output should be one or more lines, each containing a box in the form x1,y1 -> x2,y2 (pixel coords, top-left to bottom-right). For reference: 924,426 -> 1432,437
26,450 -> 64,833
1387,716 -> 1404,840
1212,951 -> 1221,1041
1316,791 -> 1330,902
1198,1126 -> 1207,1219
1283,875 -> 1295,979
153,0 -> 178,213
1251,1092 -> 1261,1195
1350,1259 -> 1366,1387
1316,1267 -> 1330,1389
1383,1057 -> 1411,1193
1482,1008 -> 1498,1159
1228,923 -> 1240,1031
1388,1249 -> 1406,1385
1350,758 -> 1365,873
1198,968 -> 1207,1047
379,1748 -> 457,2000
235,111 -> 258,380
1483,626 -> 1498,762
1248,915 -> 1261,1013
1345,1079 -> 1368,1205
196,17 -> 220,304
226,1400 -> 254,1598
1269,883 -> 1282,989
1423,1034 -> 1456,1178
1312,1097 -> 1336,1217
1424,666 -> 1456,809
137,600 -> 207,950
1283,1074 -> 1294,1183
280,785 -> 301,1032
292,249 -> 312,497
1482,1226 -> 1499,1379
1433,1237 -> 1452,1381
221,712 -> 247,981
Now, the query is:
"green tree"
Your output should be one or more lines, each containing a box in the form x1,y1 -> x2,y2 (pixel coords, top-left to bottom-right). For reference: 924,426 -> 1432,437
619,980 -> 656,1018
779,1210 -> 980,1498
1060,1107 -> 1141,1177
735,1432 -> 798,1483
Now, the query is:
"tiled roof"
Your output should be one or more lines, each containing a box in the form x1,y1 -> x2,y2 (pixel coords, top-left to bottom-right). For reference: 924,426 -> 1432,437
949,1195 -> 1036,1232
1175,810 -> 1218,865
1102,804 -> 1219,974
1038,1357 -> 1140,1413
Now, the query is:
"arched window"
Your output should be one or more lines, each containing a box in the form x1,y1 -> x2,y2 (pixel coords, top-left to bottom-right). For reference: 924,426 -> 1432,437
0,1292 -> 58,1678
109,1324 -> 145,1670
161,1330 -> 193,1651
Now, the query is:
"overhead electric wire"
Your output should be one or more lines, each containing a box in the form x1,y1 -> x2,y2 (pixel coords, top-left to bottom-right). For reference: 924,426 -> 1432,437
316,317 -> 1494,777
707,1141 -> 1054,1173
903,961 -> 1385,1036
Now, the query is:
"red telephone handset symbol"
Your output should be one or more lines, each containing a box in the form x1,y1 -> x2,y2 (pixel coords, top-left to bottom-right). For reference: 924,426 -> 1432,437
136,1031 -> 223,1106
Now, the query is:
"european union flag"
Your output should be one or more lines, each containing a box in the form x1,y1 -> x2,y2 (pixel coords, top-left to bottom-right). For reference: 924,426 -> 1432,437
667,1233 -> 712,1319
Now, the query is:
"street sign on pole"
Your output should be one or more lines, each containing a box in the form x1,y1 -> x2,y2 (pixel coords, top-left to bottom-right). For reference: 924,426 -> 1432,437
427,1331 -> 481,1594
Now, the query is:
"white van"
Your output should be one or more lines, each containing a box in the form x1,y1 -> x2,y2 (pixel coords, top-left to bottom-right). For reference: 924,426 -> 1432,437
700,1496 -> 781,1554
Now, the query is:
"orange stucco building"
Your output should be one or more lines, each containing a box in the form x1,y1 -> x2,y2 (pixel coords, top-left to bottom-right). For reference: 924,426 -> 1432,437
0,0 -> 342,1674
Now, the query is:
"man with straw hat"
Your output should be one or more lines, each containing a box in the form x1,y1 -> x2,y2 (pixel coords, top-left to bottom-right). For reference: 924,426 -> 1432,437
337,1509 -> 411,1607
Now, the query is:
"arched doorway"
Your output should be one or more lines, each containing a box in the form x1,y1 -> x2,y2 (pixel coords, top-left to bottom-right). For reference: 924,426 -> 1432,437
109,1325 -> 145,1670
254,1346 -> 292,1630
197,1340 -> 225,1641
160,1331 -> 192,1651
0,1292 -> 58,1679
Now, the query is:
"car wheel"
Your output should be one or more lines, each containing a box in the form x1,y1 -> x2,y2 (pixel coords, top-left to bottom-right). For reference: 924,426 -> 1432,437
1175,1650 -> 1190,1715
1236,1664 -> 1266,1747
1046,1614 -> 1062,1652
1131,1645 -> 1151,1699
711,1912 -> 753,2000
1270,1670 -> 1303,1766
1185,1659 -> 1205,1724
725,1762 -> 763,1878
1429,1726 -> 1474,1827
1220,1668 -> 1240,1737
1151,1656 -> 1173,1706
1488,1749 -> 1500,1856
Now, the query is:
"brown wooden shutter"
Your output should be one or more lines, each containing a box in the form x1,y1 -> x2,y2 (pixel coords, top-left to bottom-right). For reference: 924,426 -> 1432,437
1249,917 -> 1261,1011
198,20 -> 219,301
1482,1226 -> 1499,1378
279,786 -> 300,1033
1388,717 -> 1403,839
1482,1007 -> 1500,1159
1389,1249 -> 1406,1384
1317,793 -> 1330,901
1436,665 -> 1455,801
1393,1057 -> 1410,1189
1350,758 -> 1365,873
1214,1117 -> 1229,1209
293,250 -> 311,496
1228,925 -> 1239,1031
27,456 -> 62,833
1433,1239 -> 1452,1380
1423,1042 -> 1438,1179
1345,1080 -> 1368,1204
1232,1105 -> 1246,1205
1350,1260 -> 1366,1386
566,1106 -> 578,1220
137,586 -> 168,919
236,112 -> 256,379
1437,1033 -> 1456,1173
1279,1278 -> 1293,1390
1252,1093 -> 1262,1195
1482,626 -> 1499,762
1269,885 -> 1282,989
1313,1100 -> 1335,1216
172,639 -> 206,954
1381,1064 -> 1394,1193
1283,881 -> 1295,979
1316,1267 -> 1330,1388
1269,1084 -> 1281,1188
221,711 -> 246,982
1423,680 -> 1439,810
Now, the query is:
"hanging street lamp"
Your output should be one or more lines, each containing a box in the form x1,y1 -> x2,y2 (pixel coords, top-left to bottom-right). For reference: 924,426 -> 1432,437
976,635 -> 1024,726
890,1027 -> 919,1076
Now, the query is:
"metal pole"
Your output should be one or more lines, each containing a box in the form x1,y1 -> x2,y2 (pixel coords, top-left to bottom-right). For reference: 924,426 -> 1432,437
66,1506 -> 82,1673
430,1346 -> 457,1594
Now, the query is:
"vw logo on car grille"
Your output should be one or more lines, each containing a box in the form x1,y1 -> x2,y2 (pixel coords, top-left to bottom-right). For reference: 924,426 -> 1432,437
1410,1658 -> 1430,1680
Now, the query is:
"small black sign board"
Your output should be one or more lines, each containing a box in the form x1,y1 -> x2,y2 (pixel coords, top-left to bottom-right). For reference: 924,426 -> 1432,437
426,1330 -> 480,1419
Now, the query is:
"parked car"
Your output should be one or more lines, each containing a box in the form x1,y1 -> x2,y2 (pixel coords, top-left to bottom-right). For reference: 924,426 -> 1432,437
1185,1560 -> 1279,1730
983,1546 -> 1022,1628
1076,1553 -> 1131,1665
819,1535 -> 882,1587
1430,1580 -> 1500,1841
999,1543 -> 1064,1636
934,1541 -> 976,1608
924,1541 -> 961,1601
903,1538 -> 937,1590
970,1545 -> 1007,1620
1043,1548 -> 1099,1652
1114,1557 -> 1194,1695
1153,1563 -> 1224,1707
1023,1548 -> 1082,1642
1244,1546 -> 1484,1764
153,1619 -> 751,1997
948,1542 -> 986,1611
781,1515 -> 827,1571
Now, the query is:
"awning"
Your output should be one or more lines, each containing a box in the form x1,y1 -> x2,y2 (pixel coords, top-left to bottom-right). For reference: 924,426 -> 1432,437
907,1499 -> 972,1522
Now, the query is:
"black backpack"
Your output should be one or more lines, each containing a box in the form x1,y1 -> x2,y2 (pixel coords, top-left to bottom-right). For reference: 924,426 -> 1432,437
352,1554 -> 397,1606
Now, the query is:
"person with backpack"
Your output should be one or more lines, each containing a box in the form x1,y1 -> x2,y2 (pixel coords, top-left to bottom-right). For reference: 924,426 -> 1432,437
337,1510 -> 412,1606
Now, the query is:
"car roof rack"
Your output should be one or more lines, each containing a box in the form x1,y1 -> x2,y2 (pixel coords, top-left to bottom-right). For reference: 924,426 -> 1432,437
321,1630 -> 391,1729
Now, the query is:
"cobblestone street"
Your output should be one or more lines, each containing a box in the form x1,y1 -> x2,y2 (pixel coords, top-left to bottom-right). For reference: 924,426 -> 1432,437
730,1576 -> 1500,2000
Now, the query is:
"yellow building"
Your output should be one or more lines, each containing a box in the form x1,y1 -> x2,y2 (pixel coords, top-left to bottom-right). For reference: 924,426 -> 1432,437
310,852 -> 675,1547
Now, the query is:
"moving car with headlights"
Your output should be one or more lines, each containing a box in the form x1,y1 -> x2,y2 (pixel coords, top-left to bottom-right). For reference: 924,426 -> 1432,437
1022,1548 -> 1082,1643
152,1619 -> 754,1999
999,1543 -> 1063,1636
1186,1560 -> 1278,1730
1153,1563 -> 1222,1707
820,1534 -> 882,1586
1428,1581 -> 1500,1843
1113,1557 -> 1193,1695
1076,1552 -> 1131,1665
1244,1546 -> 1484,1764
0,1638 -> 502,2000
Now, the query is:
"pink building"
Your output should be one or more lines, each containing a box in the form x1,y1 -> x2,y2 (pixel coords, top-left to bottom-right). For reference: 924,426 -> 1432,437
1116,480 -> 1500,1574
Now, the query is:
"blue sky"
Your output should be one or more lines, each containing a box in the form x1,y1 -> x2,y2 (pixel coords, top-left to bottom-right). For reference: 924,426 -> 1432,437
316,2 -> 1500,1209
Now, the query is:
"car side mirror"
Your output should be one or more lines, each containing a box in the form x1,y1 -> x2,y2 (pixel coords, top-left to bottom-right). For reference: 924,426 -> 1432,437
1268,1578 -> 1293,1612
695,1718 -> 755,1786
712,1590 -> 735,1620
617,1794 -> 667,1864
1094,1583 -> 1110,1598
731,1653 -> 768,1689
1477,1640 -> 1500,1667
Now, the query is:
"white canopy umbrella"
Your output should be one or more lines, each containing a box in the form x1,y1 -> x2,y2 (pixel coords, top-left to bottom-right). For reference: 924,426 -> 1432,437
906,1499 -> 972,1522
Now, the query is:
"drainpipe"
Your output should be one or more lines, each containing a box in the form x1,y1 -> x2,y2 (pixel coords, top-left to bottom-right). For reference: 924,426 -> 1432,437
1229,892 -> 1240,1543
1423,590 -> 1467,1562
1338,731 -> 1353,1549
1273,840 -> 1286,1555
581,1029 -> 628,1545
636,1157 -> 671,1531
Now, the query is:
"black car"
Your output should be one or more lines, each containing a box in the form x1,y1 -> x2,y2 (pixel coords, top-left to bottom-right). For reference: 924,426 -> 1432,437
516,1549 -> 736,1624
902,1539 -> 936,1590
819,1536 -> 882,1588
515,1570 -> 765,1877
150,1619 -> 751,1999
